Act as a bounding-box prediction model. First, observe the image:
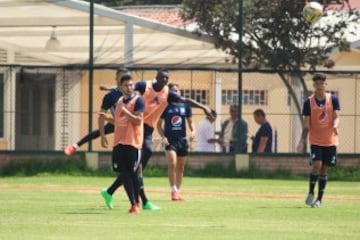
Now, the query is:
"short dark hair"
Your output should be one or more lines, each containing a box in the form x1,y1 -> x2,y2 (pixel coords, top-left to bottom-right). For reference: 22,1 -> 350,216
116,67 -> 129,75
312,72 -> 326,81
211,110 -> 217,118
157,68 -> 169,78
119,74 -> 132,84
168,83 -> 179,90
230,105 -> 238,111
253,108 -> 265,117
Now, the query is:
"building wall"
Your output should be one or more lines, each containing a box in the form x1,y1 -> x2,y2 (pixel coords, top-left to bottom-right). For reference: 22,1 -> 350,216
69,70 -> 359,153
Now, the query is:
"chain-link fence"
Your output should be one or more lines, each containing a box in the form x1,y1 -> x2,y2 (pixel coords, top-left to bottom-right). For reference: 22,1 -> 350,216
1,66 -> 359,153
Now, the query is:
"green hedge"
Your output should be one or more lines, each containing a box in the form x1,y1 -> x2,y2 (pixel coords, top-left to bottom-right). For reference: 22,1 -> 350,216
1,158 -> 360,181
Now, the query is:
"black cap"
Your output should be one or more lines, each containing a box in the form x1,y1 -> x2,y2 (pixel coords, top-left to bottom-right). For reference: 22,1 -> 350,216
312,72 -> 326,81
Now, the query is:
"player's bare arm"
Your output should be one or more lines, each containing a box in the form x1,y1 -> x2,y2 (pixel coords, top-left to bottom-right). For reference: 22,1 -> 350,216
186,117 -> 195,141
333,110 -> 340,135
99,85 -> 115,91
156,119 -> 169,146
296,116 -> 310,153
180,97 -> 212,117
98,109 -> 109,148
120,106 -> 143,125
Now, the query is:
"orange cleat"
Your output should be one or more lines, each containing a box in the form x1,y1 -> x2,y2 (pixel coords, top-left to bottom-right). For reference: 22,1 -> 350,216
64,144 -> 77,157
128,205 -> 140,214
171,191 -> 185,201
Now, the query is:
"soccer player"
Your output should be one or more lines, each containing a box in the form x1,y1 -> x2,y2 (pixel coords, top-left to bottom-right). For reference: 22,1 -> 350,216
106,74 -> 144,214
156,83 -> 195,201
63,68 -> 129,156
296,72 -> 340,208
100,68 -> 214,210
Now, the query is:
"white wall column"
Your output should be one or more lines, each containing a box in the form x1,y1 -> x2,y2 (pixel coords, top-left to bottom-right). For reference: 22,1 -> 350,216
214,72 -> 222,152
4,48 -> 16,150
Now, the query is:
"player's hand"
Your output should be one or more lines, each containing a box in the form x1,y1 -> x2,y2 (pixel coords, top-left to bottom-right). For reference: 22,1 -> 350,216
189,131 -> 195,141
296,142 -> 305,153
161,137 -> 169,146
99,85 -> 107,91
218,138 -> 225,146
101,136 -> 108,148
204,107 -> 216,120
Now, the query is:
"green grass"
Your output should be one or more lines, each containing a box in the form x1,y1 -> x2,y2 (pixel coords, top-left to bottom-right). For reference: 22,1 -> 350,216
0,176 -> 359,240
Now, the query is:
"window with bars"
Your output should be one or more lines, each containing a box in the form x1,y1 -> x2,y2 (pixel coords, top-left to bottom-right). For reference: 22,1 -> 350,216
222,89 -> 268,105
180,89 -> 209,105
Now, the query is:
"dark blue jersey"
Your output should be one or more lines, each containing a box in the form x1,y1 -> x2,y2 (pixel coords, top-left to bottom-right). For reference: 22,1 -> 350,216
121,93 -> 145,113
161,102 -> 191,141
135,81 -> 181,104
252,122 -> 273,153
302,94 -> 340,116
101,88 -> 123,116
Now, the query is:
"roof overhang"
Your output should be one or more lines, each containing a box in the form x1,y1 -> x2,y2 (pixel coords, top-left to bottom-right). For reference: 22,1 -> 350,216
0,0 -> 233,67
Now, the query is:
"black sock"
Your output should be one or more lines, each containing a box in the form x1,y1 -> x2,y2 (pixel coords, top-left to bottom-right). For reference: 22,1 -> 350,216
309,173 -> 318,194
317,175 -> 328,202
107,174 -> 123,195
138,174 -> 148,204
132,173 -> 140,204
122,173 -> 137,206
77,130 -> 100,147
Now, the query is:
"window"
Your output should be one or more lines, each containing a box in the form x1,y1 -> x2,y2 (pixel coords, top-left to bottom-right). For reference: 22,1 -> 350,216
0,74 -> 3,137
222,89 -> 238,105
222,89 -> 268,105
180,89 -> 209,105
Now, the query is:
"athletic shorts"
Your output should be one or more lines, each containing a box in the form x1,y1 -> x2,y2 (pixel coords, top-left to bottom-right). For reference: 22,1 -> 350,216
112,144 -> 141,173
165,138 -> 189,157
309,145 -> 337,167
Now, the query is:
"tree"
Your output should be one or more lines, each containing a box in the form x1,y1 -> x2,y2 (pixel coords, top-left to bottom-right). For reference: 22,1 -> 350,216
181,0 -> 360,118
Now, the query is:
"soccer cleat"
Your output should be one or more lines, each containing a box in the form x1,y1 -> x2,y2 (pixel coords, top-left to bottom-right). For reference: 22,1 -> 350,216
171,191 -> 185,201
100,189 -> 113,210
64,144 -> 77,157
128,205 -> 140,214
305,193 -> 314,206
142,201 -> 160,210
311,200 -> 321,208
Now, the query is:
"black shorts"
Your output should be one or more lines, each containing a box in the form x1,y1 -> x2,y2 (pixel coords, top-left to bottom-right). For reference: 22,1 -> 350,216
165,138 -> 189,157
310,145 -> 337,166
112,144 -> 141,173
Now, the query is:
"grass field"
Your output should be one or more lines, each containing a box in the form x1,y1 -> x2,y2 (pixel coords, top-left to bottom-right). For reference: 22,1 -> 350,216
0,175 -> 359,240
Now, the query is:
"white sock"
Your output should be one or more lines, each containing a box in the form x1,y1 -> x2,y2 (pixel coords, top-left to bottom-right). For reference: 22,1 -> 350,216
73,143 -> 79,149
171,185 -> 178,192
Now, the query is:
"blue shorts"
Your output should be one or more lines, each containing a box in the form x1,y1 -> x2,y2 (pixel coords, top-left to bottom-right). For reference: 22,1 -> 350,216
310,145 -> 337,166
165,138 -> 189,157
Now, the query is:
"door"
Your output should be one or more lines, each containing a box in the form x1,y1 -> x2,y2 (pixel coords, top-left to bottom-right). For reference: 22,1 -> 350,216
15,72 -> 55,150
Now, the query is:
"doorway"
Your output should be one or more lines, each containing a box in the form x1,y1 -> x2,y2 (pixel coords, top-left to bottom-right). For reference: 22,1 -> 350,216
15,72 -> 55,150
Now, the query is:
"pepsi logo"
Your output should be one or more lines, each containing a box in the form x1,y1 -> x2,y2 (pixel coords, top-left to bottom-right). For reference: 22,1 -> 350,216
171,116 -> 182,127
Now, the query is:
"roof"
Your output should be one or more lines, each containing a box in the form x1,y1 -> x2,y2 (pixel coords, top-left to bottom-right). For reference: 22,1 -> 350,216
0,0 -> 358,69
116,5 -> 194,28
0,0 -> 232,67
